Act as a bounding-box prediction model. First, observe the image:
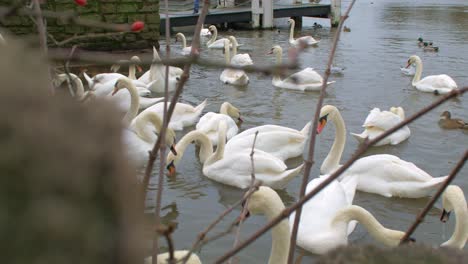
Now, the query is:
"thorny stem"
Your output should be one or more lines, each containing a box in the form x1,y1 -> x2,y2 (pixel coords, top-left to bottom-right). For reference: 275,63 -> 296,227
399,150 -> 468,244
288,0 -> 357,262
214,87 -> 467,264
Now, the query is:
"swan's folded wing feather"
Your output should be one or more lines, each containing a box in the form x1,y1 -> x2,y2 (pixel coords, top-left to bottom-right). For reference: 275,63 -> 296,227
249,150 -> 287,173
419,74 -> 457,89
284,68 -> 323,84
363,109 -> 402,130
231,54 -> 253,66
384,158 -> 433,182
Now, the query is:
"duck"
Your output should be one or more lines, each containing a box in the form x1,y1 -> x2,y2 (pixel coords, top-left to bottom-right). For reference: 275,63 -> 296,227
290,175 -> 359,254
440,185 -> 468,249
112,77 -> 164,126
137,46 -> 183,85
268,45 -> 334,91
228,36 -> 253,66
166,121 -> 304,189
317,105 -> 448,198
195,102 -> 242,146
406,55 -> 457,95
417,37 -> 424,47
220,39 -> 250,86
423,42 -> 439,52
123,111 -> 177,168
206,25 -> 234,49
351,107 -> 410,146
343,26 -> 351,32
225,122 -> 311,161
244,186 -> 414,259
288,18 -> 319,47
175,32 -> 192,56
144,251 -> 201,264
438,111 -> 468,129
139,99 -> 207,131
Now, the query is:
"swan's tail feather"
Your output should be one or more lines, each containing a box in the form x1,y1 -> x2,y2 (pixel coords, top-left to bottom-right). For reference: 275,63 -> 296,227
152,46 -> 161,61
271,163 -> 304,189
300,122 -> 312,137
83,72 -> 94,89
326,81 -> 336,86
195,99 -> 208,114
425,175 -> 448,189
351,132 -> 367,144
139,97 -> 164,109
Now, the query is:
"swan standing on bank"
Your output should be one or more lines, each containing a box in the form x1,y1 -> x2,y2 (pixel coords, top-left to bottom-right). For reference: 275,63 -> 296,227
269,45 -> 334,91
139,99 -> 207,131
317,105 -> 447,198
406,55 -> 458,94
440,185 -> 468,249
288,18 -> 319,47
196,102 -> 242,146
175,32 -> 192,56
220,39 -> 250,86
167,121 -> 304,189
351,107 -> 410,146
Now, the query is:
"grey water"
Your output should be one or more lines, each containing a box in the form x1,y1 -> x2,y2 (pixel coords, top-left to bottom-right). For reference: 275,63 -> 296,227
145,0 -> 468,262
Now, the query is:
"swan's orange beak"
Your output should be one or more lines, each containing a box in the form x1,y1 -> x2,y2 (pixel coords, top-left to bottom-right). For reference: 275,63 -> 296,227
238,116 -> 243,123
267,49 -> 274,55
440,209 -> 451,223
170,144 -> 178,156
405,60 -> 411,68
166,160 -> 176,177
136,65 -> 143,72
317,115 -> 328,134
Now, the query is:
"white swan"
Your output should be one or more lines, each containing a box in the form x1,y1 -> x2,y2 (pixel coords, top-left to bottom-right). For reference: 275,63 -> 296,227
228,36 -> 253,66
206,25 -> 237,49
144,251 -> 201,264
138,46 -> 183,85
440,185 -> 468,249
288,18 -> 319,47
290,175 -> 359,254
269,45 -> 334,91
167,121 -> 304,189
123,111 -> 177,168
83,71 -> 151,97
351,107 -> 410,146
110,55 -> 143,80
220,39 -> 250,86
175,32 -> 192,56
53,73 -> 85,99
406,55 -> 458,94
140,99 -> 207,131
225,122 -> 311,161
196,102 -> 242,146
317,105 -> 448,198
200,25 -> 211,37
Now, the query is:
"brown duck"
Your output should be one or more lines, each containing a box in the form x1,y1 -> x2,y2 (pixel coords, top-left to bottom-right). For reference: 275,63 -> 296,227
438,111 -> 468,129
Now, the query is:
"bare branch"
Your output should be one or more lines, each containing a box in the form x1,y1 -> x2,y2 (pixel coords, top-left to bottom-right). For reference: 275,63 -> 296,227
213,87 -> 467,263
399,150 -> 468,244
288,1 -> 357,262
156,223 -> 177,264
52,32 -> 128,47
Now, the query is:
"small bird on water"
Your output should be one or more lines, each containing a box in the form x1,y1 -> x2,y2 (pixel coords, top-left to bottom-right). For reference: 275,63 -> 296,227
438,111 -> 468,129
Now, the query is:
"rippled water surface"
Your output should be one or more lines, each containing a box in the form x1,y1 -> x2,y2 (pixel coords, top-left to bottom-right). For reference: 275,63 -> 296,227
142,0 -> 468,261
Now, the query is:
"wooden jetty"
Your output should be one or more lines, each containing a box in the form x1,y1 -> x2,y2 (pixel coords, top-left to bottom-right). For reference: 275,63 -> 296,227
160,2 -> 333,33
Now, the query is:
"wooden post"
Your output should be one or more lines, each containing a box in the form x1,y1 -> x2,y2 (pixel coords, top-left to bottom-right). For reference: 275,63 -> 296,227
331,0 -> 341,27
251,0 -> 261,29
262,0 -> 273,28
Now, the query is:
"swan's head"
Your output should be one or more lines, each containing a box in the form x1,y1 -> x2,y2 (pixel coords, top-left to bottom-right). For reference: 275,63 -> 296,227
406,55 -> 421,68
130,56 -> 143,72
440,185 -> 466,223
317,105 -> 338,134
243,186 -> 284,219
112,77 -> 132,95
222,102 -> 243,122
228,36 -> 238,46
268,45 -> 282,55
208,25 -> 217,33
287,18 -> 294,25
440,111 -> 451,120
175,32 -> 184,42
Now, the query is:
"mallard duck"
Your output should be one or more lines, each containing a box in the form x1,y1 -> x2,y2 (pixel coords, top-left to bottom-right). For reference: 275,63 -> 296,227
423,42 -> 439,52
343,26 -> 351,32
439,111 -> 468,129
417,37 -> 424,47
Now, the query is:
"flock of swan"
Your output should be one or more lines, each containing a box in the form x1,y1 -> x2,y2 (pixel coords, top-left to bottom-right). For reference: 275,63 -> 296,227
45,21 -> 467,262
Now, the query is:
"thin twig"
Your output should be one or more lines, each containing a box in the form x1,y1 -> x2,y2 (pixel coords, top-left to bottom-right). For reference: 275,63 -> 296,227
152,0 -> 172,261
213,87 -> 467,263
399,150 -> 468,244
288,1 -> 357,262
228,131 -> 259,264
63,45 -> 78,97
51,32 -> 128,47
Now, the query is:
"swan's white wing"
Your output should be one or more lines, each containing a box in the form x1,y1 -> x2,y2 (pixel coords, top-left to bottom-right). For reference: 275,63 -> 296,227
418,74 -> 458,89
208,38 -> 229,49
363,108 -> 402,130
234,124 -> 301,139
283,68 -> 323,84
231,54 -> 253,66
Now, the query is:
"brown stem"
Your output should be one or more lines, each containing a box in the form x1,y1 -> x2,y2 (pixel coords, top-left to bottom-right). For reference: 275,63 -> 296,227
287,1 -> 357,262
399,150 -> 468,244
213,87 -> 467,264
51,32 -> 128,47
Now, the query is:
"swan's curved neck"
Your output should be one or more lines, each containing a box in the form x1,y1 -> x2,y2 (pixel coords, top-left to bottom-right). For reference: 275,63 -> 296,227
208,28 -> 218,45
133,112 -> 163,143
321,110 -> 346,174
170,131 -> 213,165
70,75 -> 85,99
443,191 -> 468,248
179,34 -> 187,48
224,40 -> 231,64
121,80 -> 140,127
205,122 -> 227,166
128,64 -> 136,80
230,38 -> 238,56
220,103 -> 230,115
289,20 -> 295,42
412,57 -> 423,85
332,205 -> 404,247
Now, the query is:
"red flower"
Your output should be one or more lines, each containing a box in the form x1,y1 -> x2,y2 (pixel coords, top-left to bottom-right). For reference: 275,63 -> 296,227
131,21 -> 145,32
74,0 -> 87,6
